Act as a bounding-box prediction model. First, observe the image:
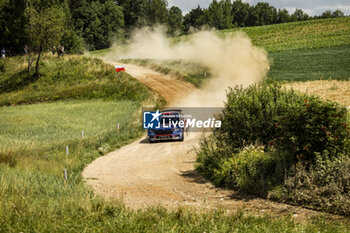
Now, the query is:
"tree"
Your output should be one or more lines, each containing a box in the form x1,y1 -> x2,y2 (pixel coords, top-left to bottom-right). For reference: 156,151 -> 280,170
167,6 -> 183,36
231,0 -> 250,27
321,10 -> 332,19
291,9 -> 309,21
332,9 -> 344,18
26,6 -> 65,77
253,2 -> 277,25
277,9 -> 291,23
246,5 -> 258,26
73,0 -> 124,50
200,0 -> 233,30
183,5 -> 204,32
143,0 -> 169,26
116,0 -> 147,29
99,1 -> 124,46
0,0 -> 27,55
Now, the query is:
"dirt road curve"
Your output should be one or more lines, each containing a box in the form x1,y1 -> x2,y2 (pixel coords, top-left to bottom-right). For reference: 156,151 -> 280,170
83,63 -> 336,221
114,63 -> 194,104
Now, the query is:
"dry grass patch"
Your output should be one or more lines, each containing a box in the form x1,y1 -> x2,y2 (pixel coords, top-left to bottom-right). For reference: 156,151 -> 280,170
285,80 -> 350,108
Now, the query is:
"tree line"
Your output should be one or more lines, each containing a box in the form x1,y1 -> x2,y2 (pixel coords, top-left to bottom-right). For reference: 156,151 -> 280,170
1,0 -> 348,56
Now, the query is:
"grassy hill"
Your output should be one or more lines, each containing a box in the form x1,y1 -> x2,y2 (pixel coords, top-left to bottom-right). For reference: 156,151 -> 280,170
174,17 -> 350,52
0,55 -> 156,106
174,18 -> 350,83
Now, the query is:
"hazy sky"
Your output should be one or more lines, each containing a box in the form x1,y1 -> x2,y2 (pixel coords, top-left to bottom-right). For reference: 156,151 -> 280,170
168,0 -> 350,16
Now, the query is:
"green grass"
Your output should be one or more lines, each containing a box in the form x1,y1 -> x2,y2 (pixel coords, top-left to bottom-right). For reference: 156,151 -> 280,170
175,17 -> 350,52
0,55 -> 156,106
268,45 -> 350,82
0,100 -> 139,157
86,48 -> 112,57
2,162 -> 350,233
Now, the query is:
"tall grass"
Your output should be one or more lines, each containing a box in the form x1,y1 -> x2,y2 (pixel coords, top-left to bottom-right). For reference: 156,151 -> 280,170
0,55 -> 157,106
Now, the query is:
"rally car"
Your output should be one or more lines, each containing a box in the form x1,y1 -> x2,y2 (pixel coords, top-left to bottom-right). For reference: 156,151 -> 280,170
147,109 -> 185,142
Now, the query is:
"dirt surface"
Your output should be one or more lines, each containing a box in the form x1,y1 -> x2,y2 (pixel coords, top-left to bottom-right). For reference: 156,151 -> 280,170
113,63 -> 194,104
83,63 -> 341,222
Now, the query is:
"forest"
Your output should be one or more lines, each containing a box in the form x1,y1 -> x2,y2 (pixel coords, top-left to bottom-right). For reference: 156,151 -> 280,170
0,0 -> 347,55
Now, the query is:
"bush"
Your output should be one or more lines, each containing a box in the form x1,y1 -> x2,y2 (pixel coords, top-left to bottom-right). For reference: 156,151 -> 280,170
61,30 -> 85,54
196,81 -> 349,202
216,82 -> 348,163
196,139 -> 293,196
269,152 -> 350,216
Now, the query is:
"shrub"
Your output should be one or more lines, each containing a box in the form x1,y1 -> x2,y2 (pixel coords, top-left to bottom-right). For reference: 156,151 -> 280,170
269,152 -> 350,216
61,30 -> 85,54
196,81 -> 349,201
216,82 -> 348,163
196,139 -> 294,196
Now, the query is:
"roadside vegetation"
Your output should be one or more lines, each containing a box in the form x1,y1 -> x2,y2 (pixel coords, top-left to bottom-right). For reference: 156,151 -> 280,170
196,82 -> 350,216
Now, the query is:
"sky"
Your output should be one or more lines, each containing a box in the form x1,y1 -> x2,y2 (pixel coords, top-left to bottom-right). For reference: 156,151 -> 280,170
168,0 -> 350,16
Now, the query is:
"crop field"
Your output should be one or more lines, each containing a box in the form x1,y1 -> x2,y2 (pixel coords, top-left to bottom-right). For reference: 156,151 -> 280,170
174,17 -> 350,52
269,45 -> 350,81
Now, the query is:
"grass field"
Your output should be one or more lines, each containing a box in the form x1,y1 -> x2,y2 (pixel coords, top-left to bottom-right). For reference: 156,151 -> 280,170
0,100 -> 141,168
175,17 -> 350,52
121,45 -> 350,86
269,45 -> 350,82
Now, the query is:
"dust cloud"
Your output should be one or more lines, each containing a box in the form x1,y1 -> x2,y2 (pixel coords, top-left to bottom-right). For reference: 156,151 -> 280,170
105,26 -> 270,107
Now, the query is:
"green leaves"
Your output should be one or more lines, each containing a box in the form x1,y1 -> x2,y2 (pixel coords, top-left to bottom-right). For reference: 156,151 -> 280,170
27,6 -> 65,52
218,82 -> 349,162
